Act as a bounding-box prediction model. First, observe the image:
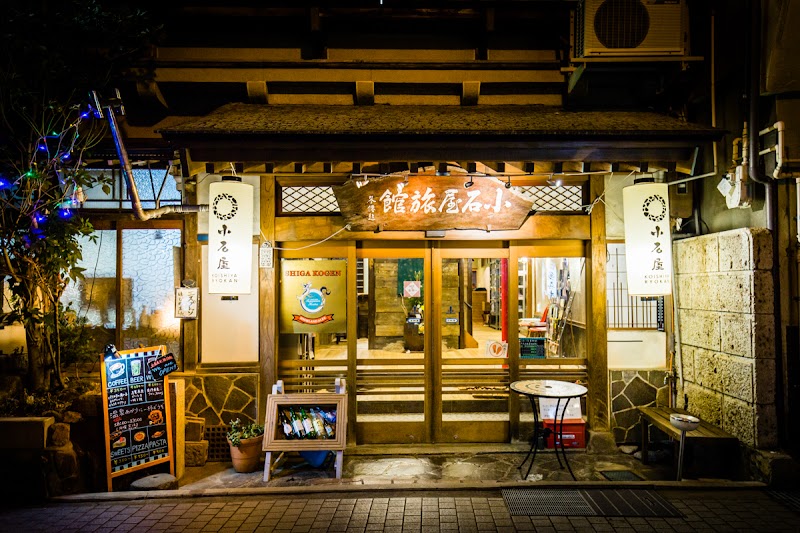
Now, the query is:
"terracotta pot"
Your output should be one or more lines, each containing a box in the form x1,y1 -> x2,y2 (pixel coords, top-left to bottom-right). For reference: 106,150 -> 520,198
228,435 -> 263,473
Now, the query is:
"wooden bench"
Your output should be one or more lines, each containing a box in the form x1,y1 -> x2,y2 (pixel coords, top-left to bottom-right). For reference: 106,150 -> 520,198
638,406 -> 739,475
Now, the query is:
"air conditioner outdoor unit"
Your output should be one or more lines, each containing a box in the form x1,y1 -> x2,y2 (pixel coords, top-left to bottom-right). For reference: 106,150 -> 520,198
575,0 -> 687,57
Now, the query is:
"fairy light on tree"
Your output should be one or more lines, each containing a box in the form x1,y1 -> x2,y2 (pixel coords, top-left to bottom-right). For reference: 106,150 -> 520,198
0,1 -> 156,391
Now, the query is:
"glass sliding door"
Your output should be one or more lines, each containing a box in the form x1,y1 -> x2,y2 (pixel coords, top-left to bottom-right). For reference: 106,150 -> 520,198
434,249 -> 511,443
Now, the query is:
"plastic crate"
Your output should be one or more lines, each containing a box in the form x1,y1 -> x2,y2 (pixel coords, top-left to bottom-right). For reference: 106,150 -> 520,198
543,418 -> 586,449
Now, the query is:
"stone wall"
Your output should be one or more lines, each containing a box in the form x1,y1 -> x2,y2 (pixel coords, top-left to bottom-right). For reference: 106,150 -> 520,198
610,370 -> 670,444
185,373 -> 259,427
673,228 -> 777,448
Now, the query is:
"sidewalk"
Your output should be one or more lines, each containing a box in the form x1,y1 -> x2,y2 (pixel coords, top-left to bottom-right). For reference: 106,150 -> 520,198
4,447 -> 798,532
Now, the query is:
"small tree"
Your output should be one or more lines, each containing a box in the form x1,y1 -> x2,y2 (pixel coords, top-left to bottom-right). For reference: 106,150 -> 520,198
0,1 -> 156,391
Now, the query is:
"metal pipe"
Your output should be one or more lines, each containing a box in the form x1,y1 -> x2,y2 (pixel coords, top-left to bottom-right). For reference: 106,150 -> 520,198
105,104 -> 208,221
749,0 -> 785,447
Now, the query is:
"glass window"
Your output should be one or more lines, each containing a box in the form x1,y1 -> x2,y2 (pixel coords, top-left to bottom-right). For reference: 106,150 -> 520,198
82,168 -> 182,210
121,229 -> 182,360
60,227 -> 183,368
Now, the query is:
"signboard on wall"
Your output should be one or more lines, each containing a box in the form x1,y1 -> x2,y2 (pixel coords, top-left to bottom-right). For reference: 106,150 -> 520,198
280,259 -> 347,334
622,182 -> 673,295
101,345 -> 174,491
333,175 -> 533,231
208,180 -> 254,294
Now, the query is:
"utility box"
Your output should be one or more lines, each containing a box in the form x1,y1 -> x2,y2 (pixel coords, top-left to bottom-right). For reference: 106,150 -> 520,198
543,419 -> 587,449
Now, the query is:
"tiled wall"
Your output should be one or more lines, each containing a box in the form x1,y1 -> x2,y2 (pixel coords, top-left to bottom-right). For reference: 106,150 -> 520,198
673,228 -> 777,448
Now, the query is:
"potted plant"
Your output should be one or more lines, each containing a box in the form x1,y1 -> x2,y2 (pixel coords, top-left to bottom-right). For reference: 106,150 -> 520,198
227,418 -> 265,473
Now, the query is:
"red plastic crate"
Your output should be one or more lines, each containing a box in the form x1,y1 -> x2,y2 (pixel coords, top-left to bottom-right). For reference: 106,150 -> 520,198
543,418 -> 586,449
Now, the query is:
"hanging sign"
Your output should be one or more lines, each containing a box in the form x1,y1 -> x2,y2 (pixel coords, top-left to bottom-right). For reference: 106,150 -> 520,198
208,180 -> 254,294
333,175 -> 533,231
623,182 -> 673,296
101,345 -> 174,491
280,259 -> 347,334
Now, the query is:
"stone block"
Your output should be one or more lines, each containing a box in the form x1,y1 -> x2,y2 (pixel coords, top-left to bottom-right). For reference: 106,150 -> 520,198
185,440 -> 209,467
62,411 -> 82,424
674,235 -> 719,274
722,396 -> 755,447
753,358 -> 776,404
718,355 -> 754,402
719,229 -> 756,272
754,313 -> 775,358
693,348 -> 722,391
684,382 -> 722,426
753,271 -> 774,314
48,422 -> 71,447
754,402 -> 778,449
129,473 -> 179,491
713,272 -> 753,314
0,417 -> 55,449
678,309 -> 721,351
52,445 -> 79,478
716,227 -> 772,272
185,416 -> 206,442
720,313 -> 755,358
676,274 -> 698,309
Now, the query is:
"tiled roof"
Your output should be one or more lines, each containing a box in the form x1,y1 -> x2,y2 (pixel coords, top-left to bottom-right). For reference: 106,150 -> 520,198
158,103 -> 720,139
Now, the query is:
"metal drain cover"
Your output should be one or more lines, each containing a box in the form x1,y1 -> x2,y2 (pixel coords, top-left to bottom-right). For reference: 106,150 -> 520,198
600,470 -> 643,481
502,488 -> 596,516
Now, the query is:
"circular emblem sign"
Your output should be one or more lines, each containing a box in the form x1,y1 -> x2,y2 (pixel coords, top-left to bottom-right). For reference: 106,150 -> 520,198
212,193 -> 238,221
642,194 -> 667,222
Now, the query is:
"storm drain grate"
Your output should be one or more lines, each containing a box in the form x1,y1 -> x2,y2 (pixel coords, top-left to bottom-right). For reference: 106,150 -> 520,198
206,425 -> 232,462
502,489 -> 595,516
601,470 -> 643,481
768,491 -> 800,514
503,489 -> 682,517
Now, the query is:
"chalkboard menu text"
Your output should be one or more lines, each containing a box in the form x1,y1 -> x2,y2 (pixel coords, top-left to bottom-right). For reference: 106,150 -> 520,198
101,345 -> 174,491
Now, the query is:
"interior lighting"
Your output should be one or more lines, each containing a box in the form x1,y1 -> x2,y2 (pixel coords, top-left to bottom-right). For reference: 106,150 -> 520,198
464,177 -> 474,188
505,176 -> 512,189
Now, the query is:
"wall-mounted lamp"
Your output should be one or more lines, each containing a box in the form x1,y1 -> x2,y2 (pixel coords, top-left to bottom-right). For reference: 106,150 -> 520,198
464,177 -> 474,188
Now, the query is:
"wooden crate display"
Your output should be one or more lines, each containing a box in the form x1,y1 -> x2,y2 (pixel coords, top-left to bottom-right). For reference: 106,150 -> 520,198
263,393 -> 347,452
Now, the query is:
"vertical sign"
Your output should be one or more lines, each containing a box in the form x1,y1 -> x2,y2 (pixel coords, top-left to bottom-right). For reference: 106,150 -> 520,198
280,259 -> 347,334
101,345 -> 174,491
208,180 -> 254,294
623,182 -> 673,295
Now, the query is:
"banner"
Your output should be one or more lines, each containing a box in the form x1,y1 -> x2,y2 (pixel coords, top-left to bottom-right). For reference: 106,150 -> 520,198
280,259 -> 347,334
623,182 -> 672,296
208,180 -> 253,294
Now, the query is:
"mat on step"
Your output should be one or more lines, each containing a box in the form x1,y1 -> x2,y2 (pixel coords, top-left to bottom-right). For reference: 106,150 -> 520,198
502,488 -> 682,517
600,470 -> 643,481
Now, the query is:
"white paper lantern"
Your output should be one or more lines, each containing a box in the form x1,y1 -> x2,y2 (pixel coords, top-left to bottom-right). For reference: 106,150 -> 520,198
208,180 -> 254,294
622,182 -> 672,296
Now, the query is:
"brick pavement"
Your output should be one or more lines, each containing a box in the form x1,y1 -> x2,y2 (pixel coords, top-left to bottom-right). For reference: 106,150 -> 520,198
0,489 -> 797,532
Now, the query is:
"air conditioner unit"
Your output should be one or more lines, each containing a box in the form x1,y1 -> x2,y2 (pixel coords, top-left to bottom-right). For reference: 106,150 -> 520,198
575,0 -> 688,57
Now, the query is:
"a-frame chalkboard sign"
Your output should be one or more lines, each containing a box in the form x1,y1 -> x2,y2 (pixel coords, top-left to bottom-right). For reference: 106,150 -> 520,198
101,345 -> 174,491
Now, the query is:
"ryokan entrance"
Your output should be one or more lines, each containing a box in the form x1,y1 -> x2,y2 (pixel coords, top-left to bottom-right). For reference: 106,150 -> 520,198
355,244 -> 511,445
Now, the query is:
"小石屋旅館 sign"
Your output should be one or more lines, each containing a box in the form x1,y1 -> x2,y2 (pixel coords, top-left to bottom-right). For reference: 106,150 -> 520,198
333,175 -> 533,231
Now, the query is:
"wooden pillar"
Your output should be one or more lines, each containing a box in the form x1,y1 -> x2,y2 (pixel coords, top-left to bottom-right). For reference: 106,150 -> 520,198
181,150 -> 200,372
258,175 -> 277,423
587,174 -> 610,431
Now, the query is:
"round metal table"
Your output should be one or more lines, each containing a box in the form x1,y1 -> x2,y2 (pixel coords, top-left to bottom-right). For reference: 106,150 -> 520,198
510,379 -> 588,480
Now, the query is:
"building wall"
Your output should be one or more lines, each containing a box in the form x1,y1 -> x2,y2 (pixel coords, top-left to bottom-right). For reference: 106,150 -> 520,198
673,228 -> 777,448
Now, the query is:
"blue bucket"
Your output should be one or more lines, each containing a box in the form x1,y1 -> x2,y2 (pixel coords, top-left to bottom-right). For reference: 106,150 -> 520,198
299,450 -> 330,468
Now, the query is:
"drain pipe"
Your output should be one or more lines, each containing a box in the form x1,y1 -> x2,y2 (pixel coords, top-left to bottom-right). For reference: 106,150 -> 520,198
748,0 -> 786,444
94,90 -> 209,221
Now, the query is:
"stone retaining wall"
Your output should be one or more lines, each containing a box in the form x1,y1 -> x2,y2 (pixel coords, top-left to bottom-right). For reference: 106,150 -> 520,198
673,228 -> 777,448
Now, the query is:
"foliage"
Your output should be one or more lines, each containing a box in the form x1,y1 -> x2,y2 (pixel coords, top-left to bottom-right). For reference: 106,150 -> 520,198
0,381 -> 93,417
55,303 -> 99,368
0,1 -> 158,391
227,418 -> 265,447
